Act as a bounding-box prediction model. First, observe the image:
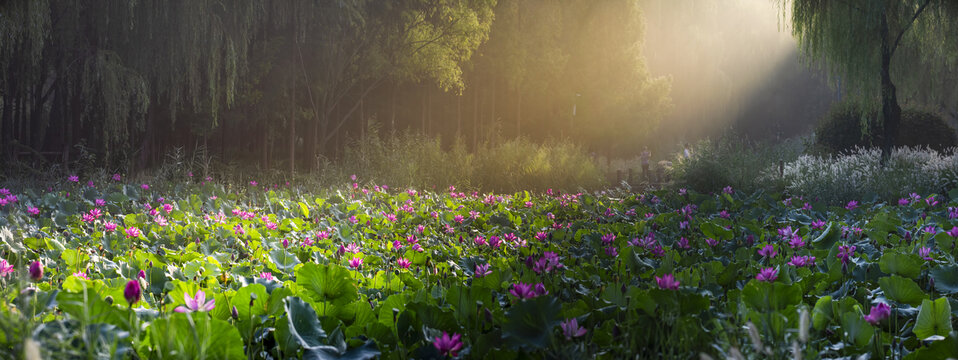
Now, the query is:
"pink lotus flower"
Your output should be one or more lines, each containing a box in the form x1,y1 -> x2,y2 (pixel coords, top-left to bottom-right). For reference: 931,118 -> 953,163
472,236 -> 488,247
811,220 -> 826,230
788,236 -> 806,249
655,273 -> 680,290
125,227 -> 141,238
757,244 -> 777,258
919,247 -> 933,261
605,246 -> 618,257
488,236 -> 502,249
863,302 -> 891,325
175,290 -> 216,313
112,173 -> 122,181
778,226 -> 797,238
392,240 -> 403,251
560,318 -> 588,340
845,200 -> 858,211
89,206 -> 103,218
259,272 -> 274,280
837,245 -> 856,265
601,233 -> 616,245
233,224 -> 245,235
432,332 -> 463,357
474,263 -> 492,278
947,227 -> 958,237
68,175 -> 79,183
141,184 -> 150,190
453,215 -> 465,224
510,282 -> 544,299
535,232 -> 548,241
787,255 -> 816,267
723,186 -> 733,194
397,258 -> 412,269
755,267 -> 778,282
348,257 -> 363,269
0,259 -> 14,277
898,198 -> 910,206
676,237 -> 690,249
342,243 -> 361,254
82,213 -> 96,223
104,222 -> 118,232
27,206 -> 39,215
705,238 -> 719,247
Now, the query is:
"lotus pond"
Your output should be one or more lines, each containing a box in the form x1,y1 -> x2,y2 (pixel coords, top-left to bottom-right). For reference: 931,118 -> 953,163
1,178 -> 958,359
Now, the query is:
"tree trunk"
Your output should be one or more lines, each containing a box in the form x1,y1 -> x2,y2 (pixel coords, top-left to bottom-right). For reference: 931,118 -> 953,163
490,79 -> 496,144
472,79 -> 479,151
290,81 -> 296,176
261,121 -> 268,170
456,94 -> 462,139
879,12 -> 901,164
1,84 -> 12,161
390,83 -> 397,134
516,87 -> 521,139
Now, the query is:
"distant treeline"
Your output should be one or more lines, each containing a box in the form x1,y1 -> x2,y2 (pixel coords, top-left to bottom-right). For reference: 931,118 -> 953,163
0,0 -> 671,173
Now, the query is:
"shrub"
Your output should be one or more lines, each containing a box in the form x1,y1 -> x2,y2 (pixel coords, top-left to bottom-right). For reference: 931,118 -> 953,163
669,136 -> 803,194
814,103 -> 957,153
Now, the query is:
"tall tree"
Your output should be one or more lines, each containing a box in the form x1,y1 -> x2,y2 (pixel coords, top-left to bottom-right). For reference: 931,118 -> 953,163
780,0 -> 958,159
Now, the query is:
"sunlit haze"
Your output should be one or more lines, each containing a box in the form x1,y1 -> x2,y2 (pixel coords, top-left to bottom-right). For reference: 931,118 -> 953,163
644,0 -> 835,148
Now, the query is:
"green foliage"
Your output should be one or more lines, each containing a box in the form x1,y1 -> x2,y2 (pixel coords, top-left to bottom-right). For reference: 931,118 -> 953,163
914,297 -> 953,340
329,131 -> 607,193
10,171 -> 958,358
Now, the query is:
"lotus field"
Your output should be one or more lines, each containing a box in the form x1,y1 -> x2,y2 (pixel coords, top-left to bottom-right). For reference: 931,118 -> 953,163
3,177 -> 958,359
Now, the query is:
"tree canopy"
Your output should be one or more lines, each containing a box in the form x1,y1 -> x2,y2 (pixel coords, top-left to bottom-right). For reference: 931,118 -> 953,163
779,0 -> 958,157
0,0 -> 670,172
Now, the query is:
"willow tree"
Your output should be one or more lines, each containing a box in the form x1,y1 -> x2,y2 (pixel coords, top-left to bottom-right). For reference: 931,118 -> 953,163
780,0 -> 958,159
0,0 -> 263,167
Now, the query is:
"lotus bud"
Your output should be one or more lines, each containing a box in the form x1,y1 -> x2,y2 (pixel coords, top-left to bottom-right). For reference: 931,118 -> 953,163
124,279 -> 141,305
28,261 -> 43,281
231,305 -> 239,320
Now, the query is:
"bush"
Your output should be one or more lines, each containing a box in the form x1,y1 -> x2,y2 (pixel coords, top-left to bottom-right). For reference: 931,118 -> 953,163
669,136 -> 803,194
814,103 -> 957,153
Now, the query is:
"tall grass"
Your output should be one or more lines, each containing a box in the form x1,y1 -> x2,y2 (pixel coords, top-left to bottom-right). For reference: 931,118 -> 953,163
781,147 -> 958,203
